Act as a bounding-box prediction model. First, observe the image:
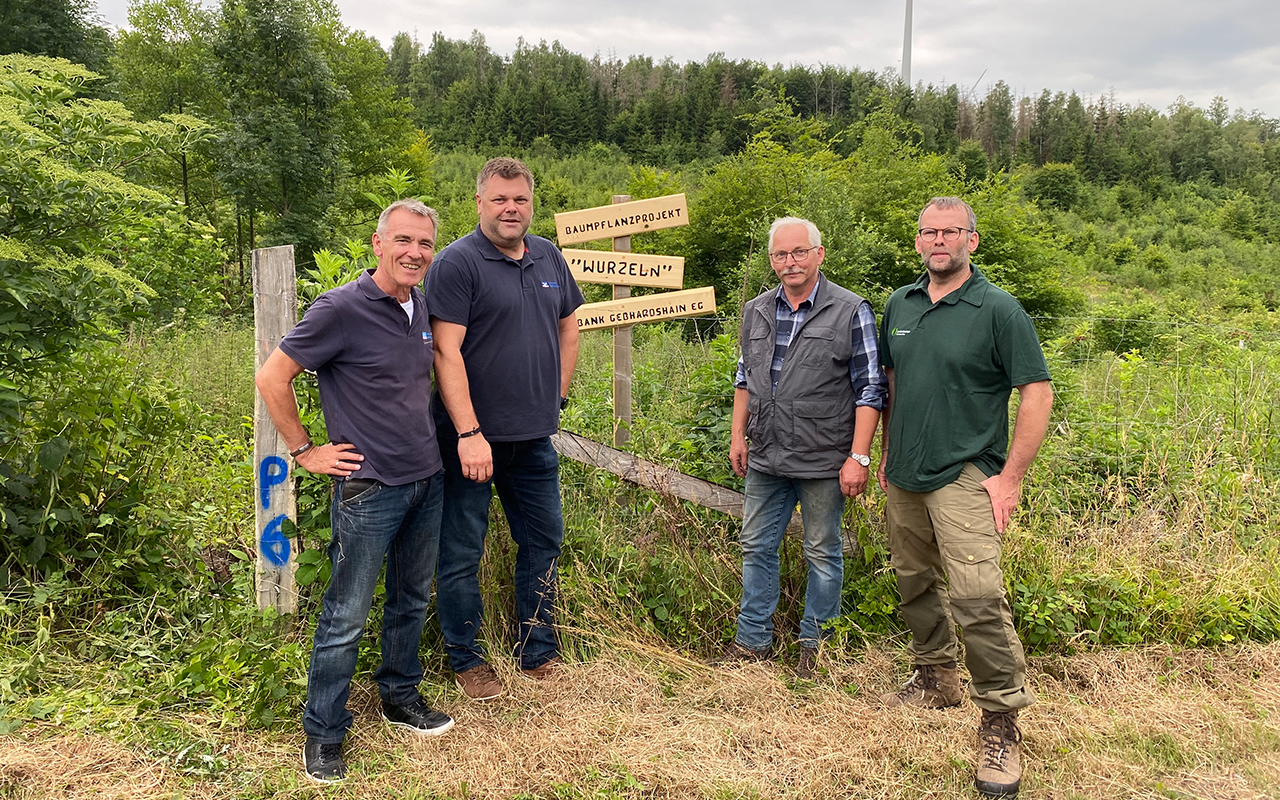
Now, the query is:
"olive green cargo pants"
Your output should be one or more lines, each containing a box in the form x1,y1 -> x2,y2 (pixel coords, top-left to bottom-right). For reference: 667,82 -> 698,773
884,463 -> 1034,713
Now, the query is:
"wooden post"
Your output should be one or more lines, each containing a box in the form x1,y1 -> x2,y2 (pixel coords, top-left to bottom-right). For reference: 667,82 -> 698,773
252,245 -> 299,614
612,194 -> 632,448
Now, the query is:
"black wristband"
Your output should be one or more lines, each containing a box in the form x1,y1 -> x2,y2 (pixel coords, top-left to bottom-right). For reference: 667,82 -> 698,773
559,396 -> 569,410
457,426 -> 482,439
289,441 -> 314,458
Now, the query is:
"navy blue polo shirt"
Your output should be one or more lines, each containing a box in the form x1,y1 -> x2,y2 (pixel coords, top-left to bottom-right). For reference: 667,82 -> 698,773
426,226 -> 584,441
279,270 -> 442,485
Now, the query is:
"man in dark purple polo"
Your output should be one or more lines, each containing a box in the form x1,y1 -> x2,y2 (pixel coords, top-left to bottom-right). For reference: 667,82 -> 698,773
427,157 -> 584,701
256,199 -> 453,784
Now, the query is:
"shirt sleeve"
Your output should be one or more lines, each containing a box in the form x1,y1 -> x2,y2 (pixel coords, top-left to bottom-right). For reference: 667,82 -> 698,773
996,304 -> 1052,387
424,250 -> 475,327
877,295 -> 896,372
851,300 -> 888,410
558,252 -> 585,318
278,293 -> 344,372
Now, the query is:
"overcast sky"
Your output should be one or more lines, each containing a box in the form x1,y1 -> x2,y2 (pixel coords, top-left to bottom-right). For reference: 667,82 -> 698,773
94,0 -> 1280,118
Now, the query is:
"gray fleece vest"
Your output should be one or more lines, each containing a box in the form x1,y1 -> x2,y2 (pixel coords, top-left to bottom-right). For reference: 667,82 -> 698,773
740,274 -> 864,479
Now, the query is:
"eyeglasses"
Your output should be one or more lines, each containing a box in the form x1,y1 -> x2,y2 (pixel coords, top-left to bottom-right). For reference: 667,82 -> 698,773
768,246 -> 820,264
917,227 -> 973,242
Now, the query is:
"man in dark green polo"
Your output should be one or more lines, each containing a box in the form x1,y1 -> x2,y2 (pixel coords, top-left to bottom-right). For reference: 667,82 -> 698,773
876,197 -> 1053,798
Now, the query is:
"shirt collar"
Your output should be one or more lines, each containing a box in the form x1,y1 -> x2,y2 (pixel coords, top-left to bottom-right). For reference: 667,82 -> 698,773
358,268 -> 392,301
774,274 -> 822,311
359,268 -> 423,308
905,265 -> 990,307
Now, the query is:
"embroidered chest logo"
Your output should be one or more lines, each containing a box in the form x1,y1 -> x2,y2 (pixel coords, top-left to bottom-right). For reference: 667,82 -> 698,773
891,327 -> 911,336
541,281 -> 560,289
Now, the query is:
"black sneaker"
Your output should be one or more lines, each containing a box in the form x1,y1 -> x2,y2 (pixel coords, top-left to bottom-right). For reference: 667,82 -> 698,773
381,698 -> 456,737
302,738 -> 346,784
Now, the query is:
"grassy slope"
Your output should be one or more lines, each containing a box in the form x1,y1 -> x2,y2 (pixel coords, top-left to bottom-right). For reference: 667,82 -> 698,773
1,644 -> 1277,799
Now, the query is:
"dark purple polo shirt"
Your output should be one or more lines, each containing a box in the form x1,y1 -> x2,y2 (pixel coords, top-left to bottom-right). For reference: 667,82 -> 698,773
279,270 -> 441,485
426,227 -> 584,441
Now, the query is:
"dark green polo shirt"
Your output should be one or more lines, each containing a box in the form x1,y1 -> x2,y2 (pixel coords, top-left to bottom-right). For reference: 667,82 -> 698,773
879,267 -> 1050,493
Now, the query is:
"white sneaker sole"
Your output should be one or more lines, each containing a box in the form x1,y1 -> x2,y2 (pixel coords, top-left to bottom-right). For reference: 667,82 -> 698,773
382,713 -> 456,737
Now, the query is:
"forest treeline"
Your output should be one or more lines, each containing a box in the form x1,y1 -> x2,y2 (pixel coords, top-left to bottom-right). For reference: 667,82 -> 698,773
386,29 -> 1280,189
4,0 -> 1278,282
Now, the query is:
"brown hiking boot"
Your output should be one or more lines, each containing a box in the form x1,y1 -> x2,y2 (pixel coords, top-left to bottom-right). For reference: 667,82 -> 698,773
975,709 -> 1022,797
795,647 -> 818,680
711,641 -> 771,666
519,656 -> 564,681
454,663 -> 503,700
878,661 -> 963,708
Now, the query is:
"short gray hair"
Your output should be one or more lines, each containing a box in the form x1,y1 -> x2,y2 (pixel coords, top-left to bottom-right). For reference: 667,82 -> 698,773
918,197 -> 977,232
377,199 -> 439,235
767,216 -> 822,253
476,157 -> 535,195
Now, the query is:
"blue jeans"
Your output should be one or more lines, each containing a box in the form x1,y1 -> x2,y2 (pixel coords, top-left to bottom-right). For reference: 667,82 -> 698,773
735,468 -> 845,651
436,432 -> 564,672
302,473 -> 443,744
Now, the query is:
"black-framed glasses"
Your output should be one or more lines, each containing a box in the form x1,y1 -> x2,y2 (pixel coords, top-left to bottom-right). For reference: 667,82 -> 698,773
917,227 -> 973,242
768,246 -> 820,264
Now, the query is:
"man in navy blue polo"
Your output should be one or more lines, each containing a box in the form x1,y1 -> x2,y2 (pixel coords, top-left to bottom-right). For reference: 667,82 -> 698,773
427,157 -> 584,700
256,200 -> 454,784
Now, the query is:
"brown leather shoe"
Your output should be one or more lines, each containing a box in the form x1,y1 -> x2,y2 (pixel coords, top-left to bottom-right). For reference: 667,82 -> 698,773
795,646 -> 819,679
975,709 -> 1022,797
454,663 -> 503,700
711,641 -> 771,666
519,656 -> 564,680
879,661 -> 964,708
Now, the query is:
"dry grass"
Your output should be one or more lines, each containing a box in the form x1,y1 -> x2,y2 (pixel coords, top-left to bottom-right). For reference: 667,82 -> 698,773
2,643 -> 1278,799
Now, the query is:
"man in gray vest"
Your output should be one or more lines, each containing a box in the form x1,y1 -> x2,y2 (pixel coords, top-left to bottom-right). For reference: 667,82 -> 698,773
725,216 -> 887,677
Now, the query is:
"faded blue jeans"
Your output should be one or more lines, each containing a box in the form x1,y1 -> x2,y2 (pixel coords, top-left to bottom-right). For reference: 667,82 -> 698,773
735,468 -> 845,651
302,473 -> 443,744
435,431 -> 564,673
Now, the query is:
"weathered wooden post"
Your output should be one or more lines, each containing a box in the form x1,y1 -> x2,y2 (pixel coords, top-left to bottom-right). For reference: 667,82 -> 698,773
611,194 -> 633,447
554,193 -> 703,448
252,245 -> 299,614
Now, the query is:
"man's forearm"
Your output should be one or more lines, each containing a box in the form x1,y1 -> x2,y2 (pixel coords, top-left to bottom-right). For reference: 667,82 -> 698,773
1002,380 -> 1053,482
558,314 -> 579,397
434,350 -> 478,431
879,369 -> 894,458
731,388 -> 749,438
850,405 -> 880,456
255,349 -> 310,450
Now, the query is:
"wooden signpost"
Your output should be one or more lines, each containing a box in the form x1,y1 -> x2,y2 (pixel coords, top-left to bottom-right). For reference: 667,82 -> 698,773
555,193 -> 688,245
576,287 -> 717,332
561,249 -> 685,289
252,245 -> 299,614
557,192 -> 713,447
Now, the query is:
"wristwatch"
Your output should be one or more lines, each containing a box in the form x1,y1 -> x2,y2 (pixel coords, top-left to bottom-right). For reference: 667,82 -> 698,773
848,452 -> 871,467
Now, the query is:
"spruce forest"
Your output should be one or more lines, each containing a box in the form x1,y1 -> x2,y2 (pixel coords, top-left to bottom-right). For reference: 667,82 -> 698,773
1,0 -> 1279,797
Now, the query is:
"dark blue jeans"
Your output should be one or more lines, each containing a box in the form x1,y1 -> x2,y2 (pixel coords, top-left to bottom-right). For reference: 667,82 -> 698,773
435,431 -> 564,673
302,473 -> 443,744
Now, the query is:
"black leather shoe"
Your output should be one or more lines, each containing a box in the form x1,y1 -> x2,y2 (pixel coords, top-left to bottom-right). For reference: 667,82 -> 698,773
382,698 -> 456,736
303,738 -> 346,784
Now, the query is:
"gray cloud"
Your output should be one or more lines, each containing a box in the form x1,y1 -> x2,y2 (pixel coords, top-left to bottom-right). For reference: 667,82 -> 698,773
93,0 -> 1280,116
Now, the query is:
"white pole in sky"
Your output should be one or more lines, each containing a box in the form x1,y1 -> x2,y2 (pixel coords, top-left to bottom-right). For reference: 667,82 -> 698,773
902,0 -> 913,88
